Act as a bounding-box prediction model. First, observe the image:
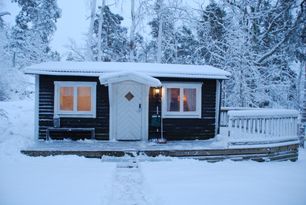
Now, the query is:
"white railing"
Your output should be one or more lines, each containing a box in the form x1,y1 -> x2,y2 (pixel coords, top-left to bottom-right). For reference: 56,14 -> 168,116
226,109 -> 299,144
220,108 -> 229,127
220,107 -> 257,127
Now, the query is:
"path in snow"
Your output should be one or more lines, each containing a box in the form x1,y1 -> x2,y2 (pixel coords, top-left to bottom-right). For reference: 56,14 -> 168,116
106,157 -> 156,205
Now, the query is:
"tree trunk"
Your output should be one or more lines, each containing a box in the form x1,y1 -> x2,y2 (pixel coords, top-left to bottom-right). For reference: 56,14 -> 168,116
129,0 -> 136,62
157,0 -> 163,63
87,0 -> 97,60
298,61 -> 306,147
97,0 -> 105,61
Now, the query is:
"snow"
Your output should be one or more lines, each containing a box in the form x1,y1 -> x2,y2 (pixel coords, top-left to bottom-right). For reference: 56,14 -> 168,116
0,100 -> 116,205
141,156 -> 306,205
24,61 -> 231,79
23,138 -> 226,152
0,156 -> 115,205
0,100 -> 34,155
99,71 -> 162,87
1,99 -> 306,205
0,67 -> 34,101
228,109 -> 299,117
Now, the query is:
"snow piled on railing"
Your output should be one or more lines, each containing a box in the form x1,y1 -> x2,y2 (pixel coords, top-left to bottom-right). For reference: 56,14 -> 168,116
228,109 -> 299,117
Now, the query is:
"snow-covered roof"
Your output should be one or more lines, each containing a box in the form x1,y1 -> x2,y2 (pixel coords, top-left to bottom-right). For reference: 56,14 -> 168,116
99,71 -> 162,87
24,61 -> 230,79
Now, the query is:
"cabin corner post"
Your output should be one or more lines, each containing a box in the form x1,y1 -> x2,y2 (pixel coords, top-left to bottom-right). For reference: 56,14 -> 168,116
34,74 -> 39,140
108,84 -> 114,141
143,85 -> 150,141
215,80 -> 222,136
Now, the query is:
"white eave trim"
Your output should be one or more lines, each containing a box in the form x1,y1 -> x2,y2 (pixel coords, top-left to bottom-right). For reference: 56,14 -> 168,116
25,70 -> 230,80
99,71 -> 162,87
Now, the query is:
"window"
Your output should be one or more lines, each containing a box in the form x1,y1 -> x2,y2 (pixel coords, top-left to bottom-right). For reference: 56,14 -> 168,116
162,83 -> 202,118
54,81 -> 97,118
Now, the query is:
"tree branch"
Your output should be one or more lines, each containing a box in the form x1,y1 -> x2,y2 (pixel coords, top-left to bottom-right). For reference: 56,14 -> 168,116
255,1 -> 305,65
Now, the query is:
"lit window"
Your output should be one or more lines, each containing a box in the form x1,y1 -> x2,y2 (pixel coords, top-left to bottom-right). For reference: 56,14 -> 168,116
55,82 -> 96,118
183,88 -> 196,111
162,83 -> 202,118
77,87 -> 92,111
167,88 -> 180,111
60,87 -> 74,111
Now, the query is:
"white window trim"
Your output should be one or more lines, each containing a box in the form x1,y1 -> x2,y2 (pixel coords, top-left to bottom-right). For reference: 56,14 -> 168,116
162,82 -> 202,118
54,81 -> 97,118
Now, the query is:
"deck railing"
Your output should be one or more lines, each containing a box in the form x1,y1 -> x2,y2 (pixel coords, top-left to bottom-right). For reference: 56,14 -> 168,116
220,108 -> 229,127
223,109 -> 299,145
220,107 -> 257,127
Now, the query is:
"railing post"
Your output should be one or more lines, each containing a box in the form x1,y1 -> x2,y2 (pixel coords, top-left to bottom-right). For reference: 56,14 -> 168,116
228,116 -> 232,137
277,118 -> 280,136
266,118 -> 269,137
285,117 -> 288,136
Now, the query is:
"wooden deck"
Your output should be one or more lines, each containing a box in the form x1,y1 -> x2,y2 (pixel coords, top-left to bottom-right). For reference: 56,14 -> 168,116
21,140 -> 299,162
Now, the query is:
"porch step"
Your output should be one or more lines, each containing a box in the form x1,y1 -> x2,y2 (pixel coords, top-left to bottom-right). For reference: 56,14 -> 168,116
116,158 -> 139,169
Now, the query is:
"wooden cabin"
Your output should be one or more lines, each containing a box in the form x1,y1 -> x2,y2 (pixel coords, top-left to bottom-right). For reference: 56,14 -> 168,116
25,62 -> 230,142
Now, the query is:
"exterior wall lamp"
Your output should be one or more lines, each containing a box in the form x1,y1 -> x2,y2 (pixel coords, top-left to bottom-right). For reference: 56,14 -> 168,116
153,87 -> 161,97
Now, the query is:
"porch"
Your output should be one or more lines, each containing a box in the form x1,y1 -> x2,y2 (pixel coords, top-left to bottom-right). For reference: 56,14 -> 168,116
21,108 -> 301,161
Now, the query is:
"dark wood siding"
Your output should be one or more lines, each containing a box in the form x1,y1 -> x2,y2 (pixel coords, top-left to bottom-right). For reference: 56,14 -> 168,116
38,75 -> 217,141
38,75 -> 109,140
149,78 -> 217,140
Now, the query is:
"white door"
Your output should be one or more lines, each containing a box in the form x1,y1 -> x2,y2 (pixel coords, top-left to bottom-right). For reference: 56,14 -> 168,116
115,81 -> 144,140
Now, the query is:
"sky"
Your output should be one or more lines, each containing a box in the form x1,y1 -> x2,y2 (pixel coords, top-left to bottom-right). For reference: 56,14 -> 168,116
1,0 -> 204,57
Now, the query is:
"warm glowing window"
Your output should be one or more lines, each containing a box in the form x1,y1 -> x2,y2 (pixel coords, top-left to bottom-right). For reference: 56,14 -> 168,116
162,83 -> 201,118
60,87 -> 74,111
183,88 -> 196,112
55,82 -> 96,118
77,87 -> 91,111
167,88 -> 180,111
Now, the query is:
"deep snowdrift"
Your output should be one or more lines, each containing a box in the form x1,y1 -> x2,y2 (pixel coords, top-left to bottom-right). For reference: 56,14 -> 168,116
0,100 -> 305,205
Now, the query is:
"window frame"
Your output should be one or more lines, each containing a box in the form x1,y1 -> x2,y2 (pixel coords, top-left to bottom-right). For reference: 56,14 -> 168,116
54,81 -> 97,118
162,82 -> 202,118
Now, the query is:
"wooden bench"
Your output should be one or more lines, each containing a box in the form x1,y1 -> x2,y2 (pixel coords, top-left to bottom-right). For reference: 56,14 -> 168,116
46,128 -> 95,140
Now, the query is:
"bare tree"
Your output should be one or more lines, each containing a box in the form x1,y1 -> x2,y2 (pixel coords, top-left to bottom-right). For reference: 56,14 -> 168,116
65,38 -> 86,61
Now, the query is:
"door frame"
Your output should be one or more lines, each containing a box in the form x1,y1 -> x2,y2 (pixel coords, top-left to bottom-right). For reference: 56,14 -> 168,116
108,81 -> 149,141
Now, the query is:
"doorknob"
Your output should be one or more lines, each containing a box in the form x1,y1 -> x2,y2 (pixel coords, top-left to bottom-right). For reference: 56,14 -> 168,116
138,103 -> 142,112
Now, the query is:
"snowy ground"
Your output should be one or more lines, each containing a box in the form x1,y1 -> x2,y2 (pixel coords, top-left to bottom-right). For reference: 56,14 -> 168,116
1,99 -> 306,205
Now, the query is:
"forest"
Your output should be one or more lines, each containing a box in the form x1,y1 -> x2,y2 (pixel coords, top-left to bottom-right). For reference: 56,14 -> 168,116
0,0 -> 305,110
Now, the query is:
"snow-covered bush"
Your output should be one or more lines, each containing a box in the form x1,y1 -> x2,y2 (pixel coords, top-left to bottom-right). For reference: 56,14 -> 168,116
0,67 -> 34,101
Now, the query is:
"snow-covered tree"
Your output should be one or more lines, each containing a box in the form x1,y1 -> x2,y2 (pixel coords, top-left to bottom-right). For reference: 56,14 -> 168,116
91,5 -> 129,62
10,0 -> 61,68
0,11 -> 33,101
204,0 -> 305,108
174,26 -> 198,65
147,0 -> 187,63
0,11 -> 10,28
196,1 -> 227,66
128,0 -> 154,62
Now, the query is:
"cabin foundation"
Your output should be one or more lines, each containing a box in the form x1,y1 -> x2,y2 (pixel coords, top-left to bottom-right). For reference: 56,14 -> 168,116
21,140 -> 299,162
